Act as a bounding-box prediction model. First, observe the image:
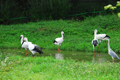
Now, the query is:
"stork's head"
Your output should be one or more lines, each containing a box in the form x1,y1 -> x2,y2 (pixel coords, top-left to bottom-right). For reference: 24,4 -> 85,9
61,31 -> 64,35
20,35 -> 23,37
24,37 -> 28,42
20,35 -> 23,40
61,31 -> 65,38
94,29 -> 97,33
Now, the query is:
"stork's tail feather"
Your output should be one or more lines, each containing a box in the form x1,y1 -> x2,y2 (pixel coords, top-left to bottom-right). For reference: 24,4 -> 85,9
38,51 -> 43,54
105,35 -> 110,38
53,40 -> 57,44
33,46 -> 43,54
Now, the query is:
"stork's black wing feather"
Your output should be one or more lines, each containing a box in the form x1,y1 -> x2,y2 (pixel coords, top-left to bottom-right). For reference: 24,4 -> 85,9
105,35 -> 110,38
53,40 -> 57,43
33,45 -> 43,54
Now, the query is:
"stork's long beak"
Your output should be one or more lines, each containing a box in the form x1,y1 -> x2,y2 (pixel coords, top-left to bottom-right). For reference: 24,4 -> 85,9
92,32 -> 94,35
63,34 -> 65,39
20,37 -> 22,41
21,40 -> 25,46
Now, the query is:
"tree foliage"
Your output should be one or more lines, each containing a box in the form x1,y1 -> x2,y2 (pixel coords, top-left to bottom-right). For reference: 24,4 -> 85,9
0,0 -> 118,24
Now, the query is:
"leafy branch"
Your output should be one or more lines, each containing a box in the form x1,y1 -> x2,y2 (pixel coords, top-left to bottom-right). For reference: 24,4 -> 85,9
104,1 -> 120,19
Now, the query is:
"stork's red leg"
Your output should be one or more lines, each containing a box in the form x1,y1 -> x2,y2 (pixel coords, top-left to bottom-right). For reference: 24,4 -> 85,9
26,50 -> 30,56
58,46 -> 61,53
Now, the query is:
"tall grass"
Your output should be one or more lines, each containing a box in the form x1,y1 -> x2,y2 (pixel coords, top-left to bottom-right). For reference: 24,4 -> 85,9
0,15 -> 120,53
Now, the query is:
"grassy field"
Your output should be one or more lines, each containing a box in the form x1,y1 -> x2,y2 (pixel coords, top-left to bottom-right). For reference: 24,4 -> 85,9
1,15 -> 120,79
0,14 -> 120,53
0,49 -> 120,80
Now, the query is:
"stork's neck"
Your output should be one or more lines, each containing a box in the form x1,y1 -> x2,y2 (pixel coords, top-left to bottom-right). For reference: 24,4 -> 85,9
25,39 -> 29,45
108,39 -> 110,51
61,34 -> 64,38
94,32 -> 97,40
94,32 -> 97,39
21,37 -> 23,44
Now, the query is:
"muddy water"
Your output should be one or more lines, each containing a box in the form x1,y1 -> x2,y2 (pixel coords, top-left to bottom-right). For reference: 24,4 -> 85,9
1,49 -> 120,62
38,49 -> 120,63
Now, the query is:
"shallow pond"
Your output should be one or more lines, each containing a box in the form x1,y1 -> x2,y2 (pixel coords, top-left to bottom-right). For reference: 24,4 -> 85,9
1,49 -> 120,63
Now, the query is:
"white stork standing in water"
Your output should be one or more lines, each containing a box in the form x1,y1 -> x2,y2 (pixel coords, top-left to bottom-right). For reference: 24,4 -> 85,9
23,37 -> 43,57
93,29 -> 110,54
53,31 -> 64,53
20,35 -> 31,56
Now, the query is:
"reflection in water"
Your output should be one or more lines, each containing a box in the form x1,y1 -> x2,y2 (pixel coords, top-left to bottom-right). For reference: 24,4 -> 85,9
97,54 -> 100,63
92,57 -> 95,62
55,53 -> 64,60
92,54 -> 100,63
2,49 -> 120,63
92,54 -> 111,63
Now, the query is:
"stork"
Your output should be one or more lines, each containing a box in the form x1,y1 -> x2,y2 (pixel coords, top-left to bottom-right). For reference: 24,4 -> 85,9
23,37 -> 43,57
20,35 -> 31,56
53,31 -> 64,53
107,39 -> 120,62
94,29 -> 110,45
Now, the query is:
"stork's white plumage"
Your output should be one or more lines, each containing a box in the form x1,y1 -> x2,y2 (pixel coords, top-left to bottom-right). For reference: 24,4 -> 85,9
107,39 -> 120,62
53,31 -> 64,52
23,37 -> 43,57
20,35 -> 32,56
94,29 -> 110,43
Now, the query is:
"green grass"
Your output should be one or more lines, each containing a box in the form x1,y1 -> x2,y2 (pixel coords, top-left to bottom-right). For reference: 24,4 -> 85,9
0,51 -> 120,80
1,15 -> 120,80
0,14 -> 120,53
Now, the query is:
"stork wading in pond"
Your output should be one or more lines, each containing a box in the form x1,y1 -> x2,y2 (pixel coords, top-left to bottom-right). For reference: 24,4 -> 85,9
20,35 -> 32,56
23,37 -> 43,57
93,29 -> 110,53
53,31 -> 64,53
107,39 -> 120,62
